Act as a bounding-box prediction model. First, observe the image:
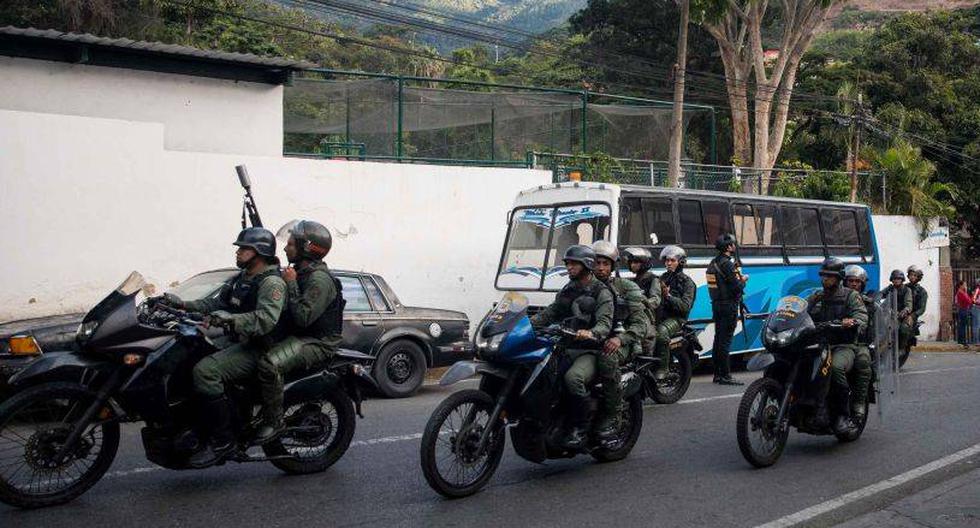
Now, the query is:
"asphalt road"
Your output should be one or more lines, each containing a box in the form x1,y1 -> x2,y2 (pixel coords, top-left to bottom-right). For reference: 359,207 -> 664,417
2,352 -> 979,527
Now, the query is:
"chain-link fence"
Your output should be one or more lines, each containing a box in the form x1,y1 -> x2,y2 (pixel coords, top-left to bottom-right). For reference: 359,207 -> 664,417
530,152 -> 884,201
283,70 -> 716,165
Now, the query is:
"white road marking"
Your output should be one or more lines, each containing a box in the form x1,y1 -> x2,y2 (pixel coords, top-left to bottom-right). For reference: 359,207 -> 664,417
349,433 -> 423,447
677,393 -> 743,405
754,442 -> 980,528
902,365 -> 980,376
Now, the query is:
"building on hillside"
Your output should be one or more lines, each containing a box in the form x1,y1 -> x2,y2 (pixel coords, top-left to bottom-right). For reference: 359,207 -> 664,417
0,26 -> 312,156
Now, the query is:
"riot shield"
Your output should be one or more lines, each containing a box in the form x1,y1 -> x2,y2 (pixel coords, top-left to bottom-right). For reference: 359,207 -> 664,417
874,290 -> 900,419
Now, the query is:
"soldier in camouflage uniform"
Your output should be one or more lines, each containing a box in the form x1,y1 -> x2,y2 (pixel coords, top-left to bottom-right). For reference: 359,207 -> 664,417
653,246 -> 696,378
252,220 -> 345,445
530,245 -> 614,450
881,270 -> 914,352
623,247 -> 662,374
162,227 -> 287,467
591,241 -> 649,441
805,258 -> 868,434
843,265 -> 875,422
907,265 -> 928,350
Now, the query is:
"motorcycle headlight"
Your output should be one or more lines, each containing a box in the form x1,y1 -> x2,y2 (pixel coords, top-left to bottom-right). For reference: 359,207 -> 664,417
76,321 -> 99,343
488,332 -> 506,352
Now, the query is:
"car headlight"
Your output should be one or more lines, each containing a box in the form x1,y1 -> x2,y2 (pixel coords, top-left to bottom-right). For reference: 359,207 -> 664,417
76,321 -> 99,342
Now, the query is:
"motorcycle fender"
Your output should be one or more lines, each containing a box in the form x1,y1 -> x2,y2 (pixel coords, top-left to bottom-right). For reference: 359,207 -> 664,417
8,350 -> 107,387
621,371 -> 643,398
747,352 -> 775,372
283,371 -> 341,407
439,360 -> 510,387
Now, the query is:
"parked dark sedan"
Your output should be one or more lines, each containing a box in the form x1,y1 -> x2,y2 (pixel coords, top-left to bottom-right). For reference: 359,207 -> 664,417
0,268 -> 472,398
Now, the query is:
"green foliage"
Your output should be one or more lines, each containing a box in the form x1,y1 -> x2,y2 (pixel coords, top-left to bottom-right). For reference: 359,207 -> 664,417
770,161 -> 850,202
874,140 -> 958,229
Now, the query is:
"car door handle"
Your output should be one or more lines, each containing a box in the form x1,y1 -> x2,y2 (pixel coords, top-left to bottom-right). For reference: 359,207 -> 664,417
361,320 -> 379,327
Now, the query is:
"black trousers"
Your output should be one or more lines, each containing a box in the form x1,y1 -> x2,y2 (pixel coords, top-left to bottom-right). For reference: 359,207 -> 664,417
712,302 -> 739,378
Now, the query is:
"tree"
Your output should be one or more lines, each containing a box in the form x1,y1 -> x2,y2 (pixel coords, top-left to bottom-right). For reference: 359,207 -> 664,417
705,0 -> 844,187
667,0 -> 691,186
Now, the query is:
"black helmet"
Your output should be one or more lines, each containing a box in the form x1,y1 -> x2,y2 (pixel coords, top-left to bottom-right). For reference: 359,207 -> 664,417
889,269 -> 906,281
233,227 -> 276,257
715,233 -> 738,252
591,240 -> 619,263
562,245 -> 596,270
278,219 -> 332,260
818,257 -> 845,279
907,265 -> 923,279
844,265 -> 868,285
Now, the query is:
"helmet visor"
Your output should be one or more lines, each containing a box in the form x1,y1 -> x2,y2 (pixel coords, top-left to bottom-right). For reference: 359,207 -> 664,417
276,220 -> 301,245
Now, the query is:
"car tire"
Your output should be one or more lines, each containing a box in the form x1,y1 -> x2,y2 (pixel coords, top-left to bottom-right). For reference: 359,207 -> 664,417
374,339 -> 427,398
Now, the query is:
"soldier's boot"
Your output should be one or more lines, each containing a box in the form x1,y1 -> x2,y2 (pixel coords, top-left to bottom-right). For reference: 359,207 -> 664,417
253,378 -> 286,446
559,396 -> 592,451
595,380 -> 624,443
850,357 -> 872,423
830,391 -> 856,435
653,339 -> 671,380
189,396 -> 236,468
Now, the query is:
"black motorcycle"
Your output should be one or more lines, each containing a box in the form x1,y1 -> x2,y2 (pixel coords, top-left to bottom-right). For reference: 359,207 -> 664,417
0,272 -> 376,509
736,295 -> 877,468
639,325 -> 700,404
419,293 -> 644,498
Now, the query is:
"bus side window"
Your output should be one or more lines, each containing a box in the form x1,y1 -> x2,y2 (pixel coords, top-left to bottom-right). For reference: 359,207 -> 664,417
678,199 -> 706,246
856,209 -> 875,261
733,204 -> 759,246
782,206 -> 825,261
619,197 -> 646,246
702,201 -> 731,246
642,198 -> 676,246
822,208 -> 862,258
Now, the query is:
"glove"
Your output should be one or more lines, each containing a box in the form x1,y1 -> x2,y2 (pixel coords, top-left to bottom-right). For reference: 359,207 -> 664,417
160,293 -> 184,308
208,310 -> 235,330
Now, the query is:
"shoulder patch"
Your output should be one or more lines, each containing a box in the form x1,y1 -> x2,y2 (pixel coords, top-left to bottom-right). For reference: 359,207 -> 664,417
271,286 -> 284,302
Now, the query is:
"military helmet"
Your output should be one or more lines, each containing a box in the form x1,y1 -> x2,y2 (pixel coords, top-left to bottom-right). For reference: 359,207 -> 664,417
660,245 -> 687,266
623,247 -> 652,264
818,257 -> 846,279
889,269 -> 906,281
278,219 -> 332,260
233,227 -> 276,258
591,240 -> 619,263
907,264 -> 923,279
562,245 -> 596,271
844,265 -> 868,285
715,233 -> 738,251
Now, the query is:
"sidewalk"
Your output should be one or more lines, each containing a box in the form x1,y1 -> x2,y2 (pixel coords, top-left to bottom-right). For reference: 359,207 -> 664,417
835,467 -> 980,527
914,341 -> 980,353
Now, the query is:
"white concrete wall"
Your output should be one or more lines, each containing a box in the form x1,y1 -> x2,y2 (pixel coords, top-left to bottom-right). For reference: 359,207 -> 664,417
872,215 -> 941,339
0,57 -> 283,156
0,109 -> 551,325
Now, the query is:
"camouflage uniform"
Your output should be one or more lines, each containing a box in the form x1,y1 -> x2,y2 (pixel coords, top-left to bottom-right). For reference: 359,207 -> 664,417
630,270 -> 661,355
882,284 -> 914,351
654,269 -> 696,369
593,277 -> 649,428
851,291 -> 876,411
908,282 -> 928,345
805,286 -> 869,414
258,261 -> 344,426
185,263 -> 287,399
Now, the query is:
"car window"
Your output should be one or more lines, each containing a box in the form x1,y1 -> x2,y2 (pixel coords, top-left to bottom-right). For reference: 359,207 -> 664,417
362,277 -> 391,311
339,276 -> 372,312
169,271 -> 237,301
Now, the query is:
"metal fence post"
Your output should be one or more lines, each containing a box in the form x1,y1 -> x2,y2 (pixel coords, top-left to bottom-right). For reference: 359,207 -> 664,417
396,76 -> 404,160
580,91 -> 588,153
490,105 -> 496,161
710,108 -> 718,164
881,171 -> 887,213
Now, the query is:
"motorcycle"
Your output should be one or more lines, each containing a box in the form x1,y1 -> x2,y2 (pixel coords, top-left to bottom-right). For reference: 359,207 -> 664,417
0,272 -> 377,509
419,292 -> 644,498
735,295 -> 883,468
638,325 -> 700,404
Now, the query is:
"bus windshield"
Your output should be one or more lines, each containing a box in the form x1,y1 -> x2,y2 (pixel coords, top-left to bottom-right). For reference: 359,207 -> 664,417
496,203 -> 612,291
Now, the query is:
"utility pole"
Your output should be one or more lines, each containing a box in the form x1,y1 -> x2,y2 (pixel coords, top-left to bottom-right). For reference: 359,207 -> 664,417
667,0 -> 690,188
849,93 -> 864,203
494,44 -> 499,64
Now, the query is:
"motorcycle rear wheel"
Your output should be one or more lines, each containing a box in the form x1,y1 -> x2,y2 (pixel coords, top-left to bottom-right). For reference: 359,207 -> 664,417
648,349 -> 693,404
736,377 -> 788,468
591,394 -> 644,462
0,382 -> 120,509
419,389 -> 505,498
263,387 -> 355,474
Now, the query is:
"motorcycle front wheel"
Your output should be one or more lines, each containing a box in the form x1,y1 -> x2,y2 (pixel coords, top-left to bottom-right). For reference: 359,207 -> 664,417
736,377 -> 788,468
419,389 -> 505,498
0,382 -> 120,509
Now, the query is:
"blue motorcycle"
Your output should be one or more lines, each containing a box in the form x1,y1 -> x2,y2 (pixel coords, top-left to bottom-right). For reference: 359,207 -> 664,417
419,293 -> 645,498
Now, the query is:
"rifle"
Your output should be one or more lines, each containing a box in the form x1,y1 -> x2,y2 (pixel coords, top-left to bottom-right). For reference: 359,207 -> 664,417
236,165 -> 263,228
732,244 -> 750,345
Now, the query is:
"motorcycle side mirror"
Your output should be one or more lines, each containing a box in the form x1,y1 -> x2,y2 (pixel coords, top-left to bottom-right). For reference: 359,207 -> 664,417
236,165 -> 252,189
746,352 -> 775,372
649,233 -> 659,245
